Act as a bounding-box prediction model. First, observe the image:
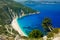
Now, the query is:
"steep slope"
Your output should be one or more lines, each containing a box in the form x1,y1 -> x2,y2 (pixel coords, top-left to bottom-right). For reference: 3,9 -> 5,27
0,0 -> 37,25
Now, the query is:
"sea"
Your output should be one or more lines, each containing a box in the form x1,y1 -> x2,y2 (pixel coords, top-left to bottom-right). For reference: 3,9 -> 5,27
17,2 -> 60,36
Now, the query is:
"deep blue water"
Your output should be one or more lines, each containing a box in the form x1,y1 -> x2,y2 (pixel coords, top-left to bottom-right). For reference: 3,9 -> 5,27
17,2 -> 60,36
17,14 -> 45,35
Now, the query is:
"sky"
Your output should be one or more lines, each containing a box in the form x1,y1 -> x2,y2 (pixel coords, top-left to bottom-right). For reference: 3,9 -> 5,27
14,0 -> 60,2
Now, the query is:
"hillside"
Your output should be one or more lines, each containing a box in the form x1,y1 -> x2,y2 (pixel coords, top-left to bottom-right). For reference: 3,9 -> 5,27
0,0 -> 37,39
0,0 -> 37,25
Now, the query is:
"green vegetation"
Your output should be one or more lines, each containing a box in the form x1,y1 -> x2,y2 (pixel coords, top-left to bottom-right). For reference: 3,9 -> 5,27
47,28 -> 59,38
0,0 -> 37,26
0,0 -> 37,39
0,0 -> 60,40
28,29 -> 43,38
42,18 -> 53,32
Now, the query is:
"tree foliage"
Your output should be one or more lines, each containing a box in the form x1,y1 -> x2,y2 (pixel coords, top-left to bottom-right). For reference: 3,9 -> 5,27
28,29 -> 43,38
42,18 -> 53,31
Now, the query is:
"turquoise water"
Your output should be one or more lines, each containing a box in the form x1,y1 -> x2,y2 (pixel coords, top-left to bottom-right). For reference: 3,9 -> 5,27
17,14 -> 45,35
17,2 -> 60,36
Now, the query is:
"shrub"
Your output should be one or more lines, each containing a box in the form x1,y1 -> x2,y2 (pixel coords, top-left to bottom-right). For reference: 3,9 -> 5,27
28,29 -> 43,38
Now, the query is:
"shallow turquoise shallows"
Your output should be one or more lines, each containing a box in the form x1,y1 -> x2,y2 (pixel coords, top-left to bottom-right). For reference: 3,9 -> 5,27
17,14 -> 45,36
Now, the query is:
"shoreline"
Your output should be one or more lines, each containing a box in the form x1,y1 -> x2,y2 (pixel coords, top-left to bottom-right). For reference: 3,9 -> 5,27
11,12 -> 40,37
11,18 -> 27,37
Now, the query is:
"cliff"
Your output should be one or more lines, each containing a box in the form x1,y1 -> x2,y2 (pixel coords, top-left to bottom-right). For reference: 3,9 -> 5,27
0,0 -> 37,25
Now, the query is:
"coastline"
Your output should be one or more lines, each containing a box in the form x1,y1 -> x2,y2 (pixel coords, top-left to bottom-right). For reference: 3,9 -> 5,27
11,12 -> 40,37
11,18 -> 27,37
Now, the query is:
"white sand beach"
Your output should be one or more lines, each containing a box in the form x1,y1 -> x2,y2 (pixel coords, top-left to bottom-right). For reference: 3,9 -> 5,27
11,18 -> 27,37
